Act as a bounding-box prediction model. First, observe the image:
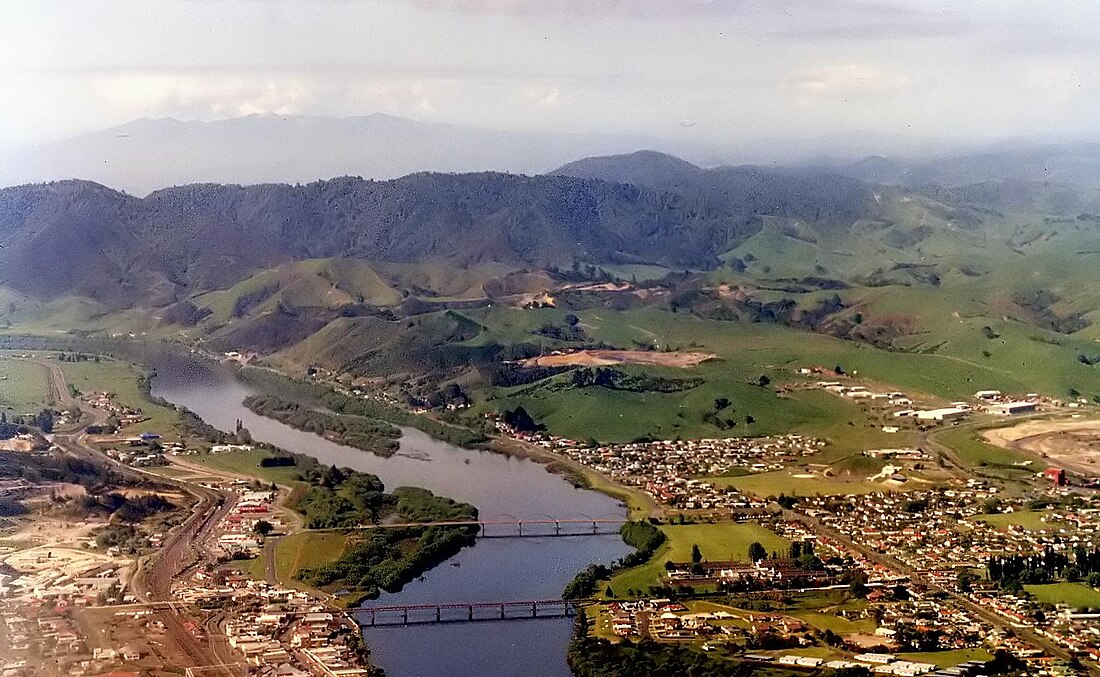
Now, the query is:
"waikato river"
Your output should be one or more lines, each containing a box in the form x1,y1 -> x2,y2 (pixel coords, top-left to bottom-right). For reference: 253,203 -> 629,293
149,352 -> 632,677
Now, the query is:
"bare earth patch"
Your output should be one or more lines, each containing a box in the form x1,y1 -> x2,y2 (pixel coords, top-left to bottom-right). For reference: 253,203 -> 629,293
984,418 -> 1100,475
520,349 -> 715,369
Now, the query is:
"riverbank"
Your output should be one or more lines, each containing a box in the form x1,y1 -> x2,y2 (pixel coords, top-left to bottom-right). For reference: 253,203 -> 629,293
233,357 -> 658,520
145,348 -> 635,677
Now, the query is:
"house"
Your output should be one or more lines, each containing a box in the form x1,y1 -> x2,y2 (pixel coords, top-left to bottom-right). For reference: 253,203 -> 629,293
1044,467 -> 1067,486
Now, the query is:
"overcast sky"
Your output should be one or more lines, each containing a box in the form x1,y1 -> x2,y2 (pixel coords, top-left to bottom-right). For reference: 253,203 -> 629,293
3,0 -> 1100,151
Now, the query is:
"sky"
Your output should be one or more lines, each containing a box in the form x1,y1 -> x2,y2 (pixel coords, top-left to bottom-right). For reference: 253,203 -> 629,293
3,0 -> 1100,151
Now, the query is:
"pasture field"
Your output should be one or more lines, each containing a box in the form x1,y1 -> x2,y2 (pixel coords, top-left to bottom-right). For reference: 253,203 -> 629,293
469,303 -> 1092,447
0,356 -> 49,413
57,356 -> 181,436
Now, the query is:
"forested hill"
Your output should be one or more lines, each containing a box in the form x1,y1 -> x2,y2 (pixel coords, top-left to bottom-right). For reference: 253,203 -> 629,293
0,166 -> 902,307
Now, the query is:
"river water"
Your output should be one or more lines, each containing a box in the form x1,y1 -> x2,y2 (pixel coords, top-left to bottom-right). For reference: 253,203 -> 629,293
148,352 -> 632,677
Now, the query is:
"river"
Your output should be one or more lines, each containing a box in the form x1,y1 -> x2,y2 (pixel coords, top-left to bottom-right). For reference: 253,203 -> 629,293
148,352 -> 633,677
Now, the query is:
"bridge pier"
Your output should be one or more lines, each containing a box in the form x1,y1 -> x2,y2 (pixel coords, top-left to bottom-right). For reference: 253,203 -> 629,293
517,521 -> 523,537
531,602 -> 537,618
435,606 -> 441,623
369,610 -> 376,626
499,604 -> 505,620
468,605 -> 473,621
592,520 -> 597,534
402,608 -> 408,626
554,521 -> 560,536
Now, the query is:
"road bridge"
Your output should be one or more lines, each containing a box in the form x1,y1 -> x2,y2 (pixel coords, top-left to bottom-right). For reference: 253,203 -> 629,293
354,599 -> 591,626
330,517 -> 625,538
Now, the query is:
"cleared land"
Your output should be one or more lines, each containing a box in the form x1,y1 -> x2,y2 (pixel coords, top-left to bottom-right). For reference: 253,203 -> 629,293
1024,582 -> 1100,609
520,349 -> 715,369
609,522 -> 788,595
983,417 -> 1100,476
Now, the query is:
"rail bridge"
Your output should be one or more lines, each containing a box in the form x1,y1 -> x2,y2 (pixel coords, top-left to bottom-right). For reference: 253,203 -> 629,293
354,598 -> 592,626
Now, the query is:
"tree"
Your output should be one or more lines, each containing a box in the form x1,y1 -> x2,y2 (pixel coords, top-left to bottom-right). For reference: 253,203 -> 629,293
756,374 -> 771,388
691,544 -> 703,564
789,542 -> 802,560
253,520 -> 274,537
35,409 -> 54,433
748,542 -> 767,562
957,570 -> 976,593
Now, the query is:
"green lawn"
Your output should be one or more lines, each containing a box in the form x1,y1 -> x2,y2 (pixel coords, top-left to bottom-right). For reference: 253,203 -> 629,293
974,511 -> 1073,533
0,356 -> 49,414
275,531 -> 349,582
608,522 -> 788,596
1025,583 -> 1100,609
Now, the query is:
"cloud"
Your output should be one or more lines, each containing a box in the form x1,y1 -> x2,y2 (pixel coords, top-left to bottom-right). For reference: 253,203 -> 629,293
796,64 -> 909,96
406,0 -> 746,16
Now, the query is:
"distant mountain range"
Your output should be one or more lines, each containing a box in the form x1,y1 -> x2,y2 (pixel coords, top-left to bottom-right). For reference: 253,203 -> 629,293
4,113 -> 1100,196
0,114 -> 719,196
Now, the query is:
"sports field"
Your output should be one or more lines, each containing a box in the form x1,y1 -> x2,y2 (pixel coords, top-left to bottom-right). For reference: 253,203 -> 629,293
608,522 -> 788,595
1024,583 -> 1100,608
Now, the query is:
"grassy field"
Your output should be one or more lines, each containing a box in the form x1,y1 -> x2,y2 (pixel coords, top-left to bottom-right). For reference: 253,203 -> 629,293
973,510 -> 1074,533
0,356 -> 49,414
1024,582 -> 1100,608
934,425 -> 1045,472
275,531 -> 349,582
789,610 -> 876,634
708,471 -> 922,498
187,450 -> 306,486
608,522 -> 788,595
232,554 -> 268,581
56,356 -> 181,437
895,648 -> 993,667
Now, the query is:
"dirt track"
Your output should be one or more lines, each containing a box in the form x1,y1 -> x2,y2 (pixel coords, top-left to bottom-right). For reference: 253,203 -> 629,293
520,349 -> 715,369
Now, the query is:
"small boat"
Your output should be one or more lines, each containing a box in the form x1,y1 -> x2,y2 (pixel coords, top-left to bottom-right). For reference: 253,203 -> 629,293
449,561 -> 461,568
